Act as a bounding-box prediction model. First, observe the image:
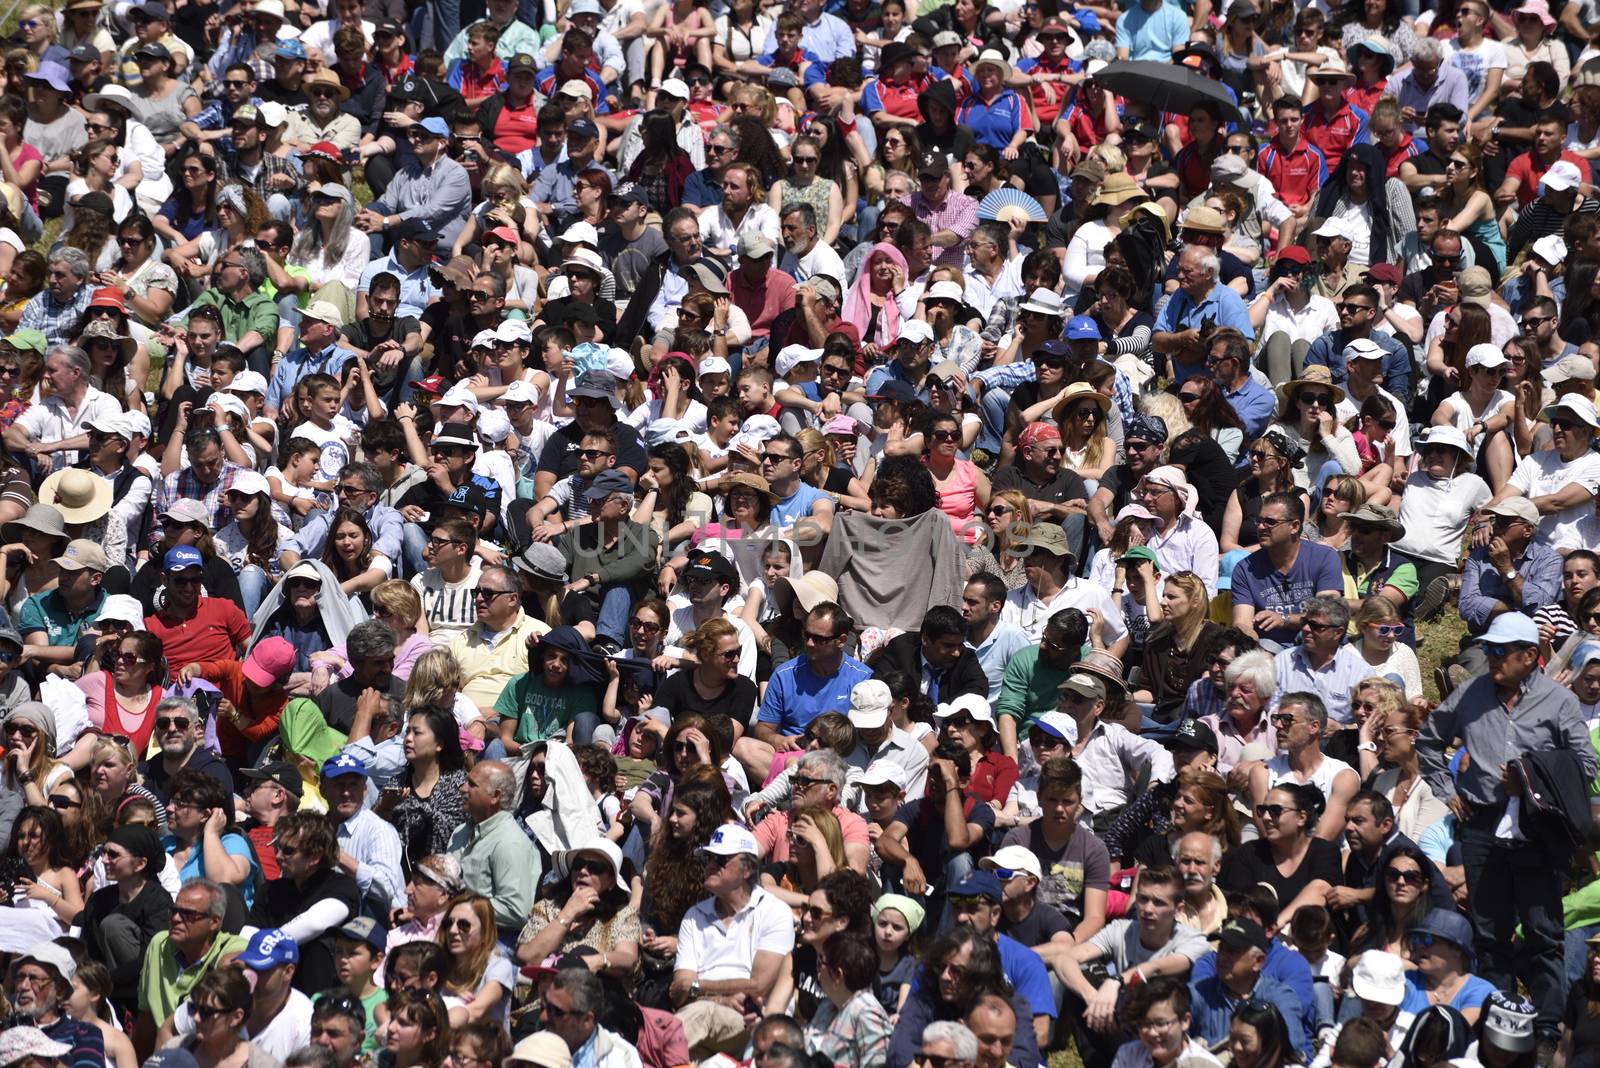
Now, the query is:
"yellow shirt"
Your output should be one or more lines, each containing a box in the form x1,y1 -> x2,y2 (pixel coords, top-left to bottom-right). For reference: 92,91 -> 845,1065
448,609 -> 551,713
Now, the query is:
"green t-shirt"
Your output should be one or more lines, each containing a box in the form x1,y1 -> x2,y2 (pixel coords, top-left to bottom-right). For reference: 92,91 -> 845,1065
494,671 -> 598,744
359,987 -> 388,1054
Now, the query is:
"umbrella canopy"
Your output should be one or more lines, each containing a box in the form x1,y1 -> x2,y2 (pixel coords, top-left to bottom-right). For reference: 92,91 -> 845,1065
1092,60 -> 1247,129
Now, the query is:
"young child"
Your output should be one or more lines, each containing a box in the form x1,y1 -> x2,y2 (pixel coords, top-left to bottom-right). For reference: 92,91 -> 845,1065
1289,905 -> 1344,1045
494,639 -> 602,756
736,365 -> 779,420
696,395 -> 742,475
1352,394 -> 1398,474
574,742 -> 626,843
291,372 -> 360,503
739,540 -> 793,643
268,436 -> 327,527
331,917 -> 389,1053
871,892 -> 923,1022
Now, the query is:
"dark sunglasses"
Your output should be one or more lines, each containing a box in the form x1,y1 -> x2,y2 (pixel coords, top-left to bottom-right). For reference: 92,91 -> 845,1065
1386,867 -> 1426,886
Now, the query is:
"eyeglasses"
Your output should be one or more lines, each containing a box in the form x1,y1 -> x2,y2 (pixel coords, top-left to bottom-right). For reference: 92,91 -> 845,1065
446,917 -> 475,933
1254,515 -> 1288,529
791,774 -> 830,790
472,588 -> 514,601
156,717 -> 192,731
171,905 -> 212,923
193,1003 -> 231,1021
1178,391 -> 1205,403
1385,867 -> 1426,886
427,536 -> 463,550
1267,712 -> 1300,728
803,905 -> 834,922
630,618 -> 662,633
1551,417 -> 1583,431
542,1001 -> 579,1020
1484,642 -> 1532,658
578,447 -> 611,458
1367,623 -> 1405,637
718,648 -> 741,662
468,290 -> 495,301
1335,302 -> 1373,313
1298,392 -> 1334,407
48,793 -> 81,809
1303,619 -> 1341,632
1254,803 -> 1299,818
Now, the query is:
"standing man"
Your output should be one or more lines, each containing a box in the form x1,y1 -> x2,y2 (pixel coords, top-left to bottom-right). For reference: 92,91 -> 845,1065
1416,612 -> 1594,1059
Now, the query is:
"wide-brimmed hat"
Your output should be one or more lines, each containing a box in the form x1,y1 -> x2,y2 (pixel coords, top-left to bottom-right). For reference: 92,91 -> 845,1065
1050,381 -> 1111,424
1348,35 -> 1396,75
774,571 -> 838,617
1071,650 -> 1127,703
38,468 -> 112,524
79,318 -> 136,361
1018,288 -> 1067,318
1,503 -> 65,543
1092,173 -> 1146,208
972,48 -> 1011,79
1338,501 -> 1403,537
1277,364 -> 1346,413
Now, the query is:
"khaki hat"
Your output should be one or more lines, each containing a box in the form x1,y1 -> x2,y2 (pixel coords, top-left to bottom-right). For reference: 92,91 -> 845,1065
508,1033 -> 573,1068
1458,266 -> 1493,307
1484,496 -> 1540,526
1014,522 -> 1072,559
38,468 -> 112,525
1338,501 -> 1403,537
723,472 -> 772,499
1092,173 -> 1147,207
1051,381 -> 1111,425
1058,670 -> 1106,701
303,68 -> 351,101
301,300 -> 345,327
1180,205 -> 1228,234
54,538 -> 109,572
774,571 -> 838,616
1542,354 -> 1597,385
1277,364 -> 1346,413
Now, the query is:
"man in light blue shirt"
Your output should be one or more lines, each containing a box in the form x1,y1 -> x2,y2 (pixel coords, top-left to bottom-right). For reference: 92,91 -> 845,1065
963,573 -> 1032,701
263,301 -> 356,419
1154,245 -> 1254,384
1270,595 -> 1372,726
1115,0 -> 1189,62
356,222 -> 441,320
761,0 -> 855,63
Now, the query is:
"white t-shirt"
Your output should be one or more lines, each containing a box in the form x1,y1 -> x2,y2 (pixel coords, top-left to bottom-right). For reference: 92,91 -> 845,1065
412,558 -> 484,647
1445,36 -> 1508,101
675,884 -> 796,980
291,417 -> 359,486
1507,449 -> 1600,550
1392,470 -> 1492,565
1000,577 -> 1129,644
172,988 -> 313,1062
214,518 -> 294,574
1436,388 -> 1514,460
1336,384 -> 1413,457
1263,292 -> 1340,347
779,240 -> 847,285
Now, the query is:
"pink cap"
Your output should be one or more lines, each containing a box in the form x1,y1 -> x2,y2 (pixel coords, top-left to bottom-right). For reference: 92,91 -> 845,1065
823,414 -> 861,436
242,636 -> 296,688
1514,0 -> 1556,27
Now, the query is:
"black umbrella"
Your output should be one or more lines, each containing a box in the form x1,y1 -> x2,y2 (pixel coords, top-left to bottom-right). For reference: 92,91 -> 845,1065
1092,60 -> 1247,129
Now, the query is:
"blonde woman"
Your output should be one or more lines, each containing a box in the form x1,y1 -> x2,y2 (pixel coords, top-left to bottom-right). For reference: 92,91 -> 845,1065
436,892 -> 517,1027
405,647 -> 485,741
1354,679 -> 1448,840
983,489 -> 1034,589
451,163 -> 540,266
14,5 -> 58,63
1134,570 -> 1224,719
1052,381 -> 1115,489
1352,595 -> 1422,698
311,579 -> 433,684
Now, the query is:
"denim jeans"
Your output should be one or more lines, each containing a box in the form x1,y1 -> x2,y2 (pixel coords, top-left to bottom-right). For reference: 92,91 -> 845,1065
402,523 -> 429,578
975,385 -> 1012,454
238,565 -> 271,618
571,711 -> 617,747
594,582 -> 634,645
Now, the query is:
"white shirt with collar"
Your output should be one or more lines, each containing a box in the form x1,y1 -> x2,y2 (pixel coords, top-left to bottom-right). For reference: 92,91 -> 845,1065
675,884 -> 796,981
846,725 -> 930,802
1000,577 -> 1128,644
1073,718 -> 1176,816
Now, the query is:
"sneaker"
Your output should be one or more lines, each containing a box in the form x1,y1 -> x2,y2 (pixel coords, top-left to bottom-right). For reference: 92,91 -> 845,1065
1434,665 -> 1455,701
1417,573 -> 1462,622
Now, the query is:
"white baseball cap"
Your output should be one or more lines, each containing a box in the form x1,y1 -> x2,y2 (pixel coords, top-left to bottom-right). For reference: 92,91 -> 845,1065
698,822 -> 760,856
95,593 -> 147,629
775,344 -> 822,379
898,320 -> 935,345
699,356 -> 732,377
856,761 -> 908,790
1464,342 -> 1509,370
1531,233 -> 1568,266
230,469 -> 270,497
1342,337 -> 1385,362
436,386 -> 480,413
496,318 -> 533,343
1541,160 -> 1583,193
1312,217 -> 1355,242
227,369 -> 269,396
848,679 -> 893,729
470,329 -> 499,349
980,844 -> 1043,881
501,380 -> 539,405
934,693 -> 995,725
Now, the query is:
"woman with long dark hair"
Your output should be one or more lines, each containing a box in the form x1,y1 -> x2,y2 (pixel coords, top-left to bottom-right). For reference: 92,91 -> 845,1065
381,989 -> 451,1068
216,472 -> 290,619
55,188 -> 117,270
626,110 -> 695,218
637,770 -> 733,1006
154,150 -> 218,244
1424,301 -> 1494,411
377,705 -> 469,870
730,113 -> 787,188
320,506 -> 383,603
1177,376 -> 1249,464
100,213 -> 177,328
1435,142 -> 1504,276
1219,782 -> 1341,927
1353,842 -> 1435,953
76,630 -> 166,759
1230,998 -> 1302,1068
1,803 -> 83,932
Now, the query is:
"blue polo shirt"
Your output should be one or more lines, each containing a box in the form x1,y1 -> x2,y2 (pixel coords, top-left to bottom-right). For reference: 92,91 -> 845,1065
771,482 -> 830,529
956,88 -> 1029,151
1154,283 -> 1253,382
757,653 -> 874,734
1224,377 -> 1277,440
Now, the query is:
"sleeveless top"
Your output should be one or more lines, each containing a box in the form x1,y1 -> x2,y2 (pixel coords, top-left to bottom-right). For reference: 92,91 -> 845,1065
101,676 -> 165,756
934,459 -> 981,542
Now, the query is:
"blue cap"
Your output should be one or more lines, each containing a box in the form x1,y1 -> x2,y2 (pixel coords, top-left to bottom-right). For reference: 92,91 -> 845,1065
1477,612 -> 1540,648
949,870 -> 1003,901
1217,548 -> 1250,591
236,928 -> 299,970
417,116 -> 450,138
1064,315 -> 1101,341
164,545 -> 204,572
321,753 -> 368,779
274,39 -> 307,59
23,61 -> 72,94
1407,907 -> 1474,954
585,468 -> 636,502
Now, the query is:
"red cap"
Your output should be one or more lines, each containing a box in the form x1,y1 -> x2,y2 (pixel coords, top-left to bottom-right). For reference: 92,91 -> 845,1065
304,140 -> 342,161
88,286 -> 127,312
409,374 -> 446,394
486,225 -> 519,244
1365,262 -> 1402,285
1017,422 -> 1063,449
1276,246 -> 1311,266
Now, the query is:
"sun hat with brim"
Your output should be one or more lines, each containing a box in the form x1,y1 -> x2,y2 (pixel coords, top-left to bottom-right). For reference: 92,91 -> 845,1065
774,571 -> 838,617
1348,35 -> 1396,75
722,472 -> 774,503
24,62 -> 72,94
1542,354 -> 1596,385
1407,908 -> 1475,956
1019,288 -> 1067,318
0,1026 -> 70,1067
1311,55 -> 1355,80
1416,425 -> 1472,458
1050,381 -> 1111,424
302,68 -> 351,100
1180,205 -> 1228,236
2,503 -> 65,543
562,838 -> 623,883
1091,173 -> 1146,207
1542,394 -> 1600,429
1072,650 -> 1127,702
39,468 -> 112,524
1014,522 -> 1073,559
95,594 -> 145,630
1338,502 -> 1403,536
1277,365 -> 1346,413
934,693 -> 995,726
973,48 -> 1011,79
509,1032 -> 574,1068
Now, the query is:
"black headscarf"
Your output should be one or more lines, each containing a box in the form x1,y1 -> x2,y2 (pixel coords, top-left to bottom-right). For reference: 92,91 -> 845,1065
1313,143 -> 1392,265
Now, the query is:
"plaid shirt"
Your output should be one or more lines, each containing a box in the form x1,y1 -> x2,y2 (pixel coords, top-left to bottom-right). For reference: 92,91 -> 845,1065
228,150 -> 304,201
19,285 -> 94,348
153,461 -> 246,546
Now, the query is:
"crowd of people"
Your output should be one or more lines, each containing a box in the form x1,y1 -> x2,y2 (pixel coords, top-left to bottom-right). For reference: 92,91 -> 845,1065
0,0 -> 1599,1066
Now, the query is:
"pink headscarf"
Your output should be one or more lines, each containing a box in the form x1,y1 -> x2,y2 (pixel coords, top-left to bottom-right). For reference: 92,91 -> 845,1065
841,242 -> 906,347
